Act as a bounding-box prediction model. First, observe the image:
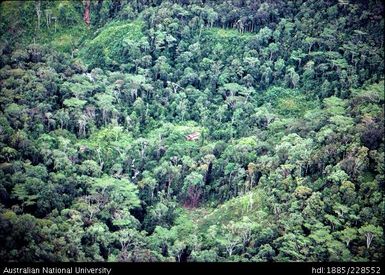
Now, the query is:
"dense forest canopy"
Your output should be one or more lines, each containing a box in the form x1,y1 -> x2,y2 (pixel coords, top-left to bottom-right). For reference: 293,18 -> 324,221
0,0 -> 384,262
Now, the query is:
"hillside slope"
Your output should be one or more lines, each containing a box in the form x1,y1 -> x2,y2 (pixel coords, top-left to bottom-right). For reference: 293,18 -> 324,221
0,0 -> 384,262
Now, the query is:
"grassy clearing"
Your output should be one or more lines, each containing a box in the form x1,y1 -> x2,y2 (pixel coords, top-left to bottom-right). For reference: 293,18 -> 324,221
185,188 -> 271,234
78,20 -> 144,68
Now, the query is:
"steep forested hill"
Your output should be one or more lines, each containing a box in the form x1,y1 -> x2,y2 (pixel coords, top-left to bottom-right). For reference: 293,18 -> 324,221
0,0 -> 384,262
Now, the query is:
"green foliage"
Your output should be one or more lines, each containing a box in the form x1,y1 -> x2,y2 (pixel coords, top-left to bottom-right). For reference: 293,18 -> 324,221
79,20 -> 144,68
0,0 -> 383,263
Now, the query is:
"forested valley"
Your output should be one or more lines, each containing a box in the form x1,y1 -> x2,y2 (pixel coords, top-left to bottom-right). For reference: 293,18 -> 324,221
0,0 -> 384,262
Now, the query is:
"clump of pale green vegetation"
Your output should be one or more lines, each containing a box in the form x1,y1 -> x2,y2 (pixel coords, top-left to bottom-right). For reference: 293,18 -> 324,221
0,0 -> 383,262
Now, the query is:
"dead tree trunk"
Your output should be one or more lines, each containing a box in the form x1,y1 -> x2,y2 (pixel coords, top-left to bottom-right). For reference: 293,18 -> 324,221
83,0 -> 91,27
35,1 -> 41,30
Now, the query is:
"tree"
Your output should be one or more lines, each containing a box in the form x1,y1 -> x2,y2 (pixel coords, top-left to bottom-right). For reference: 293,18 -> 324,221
95,93 -> 116,125
273,233 -> 310,261
183,172 -> 204,208
337,228 -> 357,247
358,225 -> 382,249
254,244 -> 276,261
0,0 -> 383,263
83,0 -> 91,27
34,1 -> 41,31
286,67 -> 300,88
